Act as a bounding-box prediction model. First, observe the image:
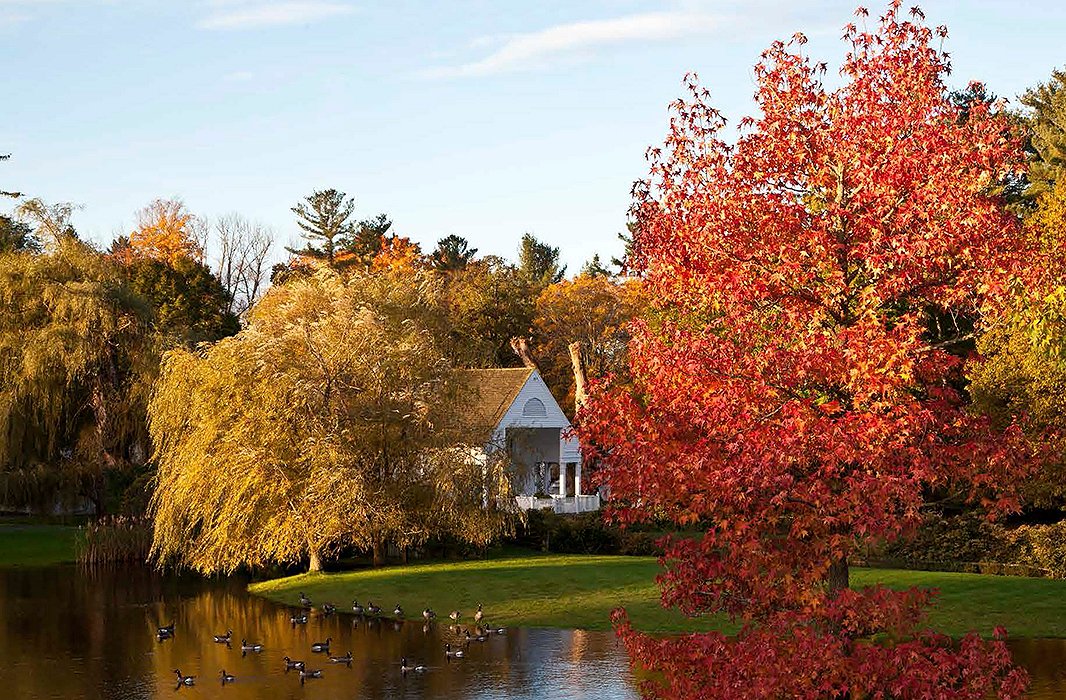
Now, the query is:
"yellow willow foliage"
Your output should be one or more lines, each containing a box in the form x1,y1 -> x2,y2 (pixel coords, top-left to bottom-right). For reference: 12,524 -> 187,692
148,268 -> 518,573
0,236 -> 156,508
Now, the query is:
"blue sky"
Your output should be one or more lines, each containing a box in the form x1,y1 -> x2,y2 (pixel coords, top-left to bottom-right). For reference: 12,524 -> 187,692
2,0 -> 1065,272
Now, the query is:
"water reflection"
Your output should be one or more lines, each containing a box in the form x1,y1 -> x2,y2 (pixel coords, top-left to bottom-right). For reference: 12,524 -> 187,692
0,566 -> 636,699
1008,638 -> 1066,699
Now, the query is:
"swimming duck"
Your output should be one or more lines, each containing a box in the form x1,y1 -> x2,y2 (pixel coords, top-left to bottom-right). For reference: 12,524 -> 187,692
220,670 -> 236,684
283,656 -> 305,671
328,651 -> 353,666
400,657 -> 426,673
393,604 -> 404,618
422,607 -> 436,621
157,622 -> 175,638
212,629 -> 232,644
173,669 -> 195,686
366,601 -> 381,616
473,603 -> 484,625
352,600 -> 365,615
299,669 -> 323,683
290,612 -> 308,625
322,602 -> 337,616
299,592 -> 312,608
240,639 -> 263,652
445,643 -> 464,658
311,637 -> 332,653
448,610 -> 461,623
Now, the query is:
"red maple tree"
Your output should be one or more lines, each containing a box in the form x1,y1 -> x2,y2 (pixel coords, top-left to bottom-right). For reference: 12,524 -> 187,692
578,4 -> 1033,698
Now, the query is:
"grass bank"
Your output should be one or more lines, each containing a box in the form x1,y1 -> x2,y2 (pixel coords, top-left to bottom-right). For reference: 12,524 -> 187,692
0,523 -> 79,566
250,552 -> 1066,637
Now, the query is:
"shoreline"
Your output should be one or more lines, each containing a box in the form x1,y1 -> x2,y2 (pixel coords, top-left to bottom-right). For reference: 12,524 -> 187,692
248,551 -> 1066,638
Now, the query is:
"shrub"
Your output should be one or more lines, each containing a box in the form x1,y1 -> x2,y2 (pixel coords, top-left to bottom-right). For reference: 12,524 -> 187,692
514,510 -> 670,556
870,512 -> 1066,578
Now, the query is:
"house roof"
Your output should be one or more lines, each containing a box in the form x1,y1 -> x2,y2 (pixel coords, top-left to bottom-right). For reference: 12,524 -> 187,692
460,367 -> 535,436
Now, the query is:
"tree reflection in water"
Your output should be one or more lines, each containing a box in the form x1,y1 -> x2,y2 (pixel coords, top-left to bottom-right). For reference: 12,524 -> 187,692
0,566 -> 635,699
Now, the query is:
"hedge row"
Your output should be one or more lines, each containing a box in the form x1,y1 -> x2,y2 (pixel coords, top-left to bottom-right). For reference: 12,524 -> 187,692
872,513 -> 1066,578
513,509 -> 665,556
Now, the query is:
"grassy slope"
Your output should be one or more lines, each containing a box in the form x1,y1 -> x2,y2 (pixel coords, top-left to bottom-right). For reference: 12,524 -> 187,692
250,553 -> 1066,637
0,524 -> 79,566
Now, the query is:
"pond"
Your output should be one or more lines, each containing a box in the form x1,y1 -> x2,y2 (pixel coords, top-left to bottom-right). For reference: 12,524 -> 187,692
0,566 -> 636,699
0,565 -> 1063,699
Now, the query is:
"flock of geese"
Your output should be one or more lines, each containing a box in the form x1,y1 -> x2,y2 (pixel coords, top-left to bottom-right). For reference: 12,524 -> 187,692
158,594 -> 505,688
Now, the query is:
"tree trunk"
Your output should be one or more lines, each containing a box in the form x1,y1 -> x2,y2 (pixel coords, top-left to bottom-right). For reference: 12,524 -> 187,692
509,337 -> 539,370
372,540 -> 385,567
568,341 -> 589,413
308,549 -> 323,572
827,556 -> 849,595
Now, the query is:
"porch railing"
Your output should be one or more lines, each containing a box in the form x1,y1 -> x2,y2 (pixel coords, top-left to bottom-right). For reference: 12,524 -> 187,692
515,494 -> 601,514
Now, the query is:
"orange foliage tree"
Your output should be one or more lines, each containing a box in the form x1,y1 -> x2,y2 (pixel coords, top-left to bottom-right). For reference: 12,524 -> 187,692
533,274 -> 644,413
370,235 -> 424,273
120,199 -> 204,266
578,4 -> 1033,698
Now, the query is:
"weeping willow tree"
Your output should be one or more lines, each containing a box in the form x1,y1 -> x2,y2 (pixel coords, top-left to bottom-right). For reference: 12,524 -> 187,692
0,234 -> 156,513
149,268 -> 518,573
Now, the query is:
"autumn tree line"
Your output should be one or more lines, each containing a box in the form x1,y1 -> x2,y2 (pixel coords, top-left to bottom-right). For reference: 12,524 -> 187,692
0,167 -> 640,566
2,29 -> 1066,590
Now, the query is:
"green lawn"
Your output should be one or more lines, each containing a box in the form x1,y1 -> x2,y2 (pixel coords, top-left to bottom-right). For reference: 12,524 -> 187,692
0,523 -> 80,566
250,553 -> 1066,637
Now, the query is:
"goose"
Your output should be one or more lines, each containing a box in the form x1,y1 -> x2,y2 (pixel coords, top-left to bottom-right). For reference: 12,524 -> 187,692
366,601 -> 382,616
351,600 -> 365,615
444,643 -> 464,658
422,608 -> 436,621
173,670 -> 195,686
299,669 -> 323,683
240,639 -> 263,652
473,603 -> 484,625
448,610 -> 461,623
328,651 -> 353,666
464,630 -> 486,644
322,602 -> 337,616
299,592 -> 312,608
311,637 -> 332,653
212,629 -> 232,644
283,657 -> 305,671
220,670 -> 236,684
157,622 -> 175,638
490,627 -> 506,635
400,657 -> 426,673
290,612 -> 308,625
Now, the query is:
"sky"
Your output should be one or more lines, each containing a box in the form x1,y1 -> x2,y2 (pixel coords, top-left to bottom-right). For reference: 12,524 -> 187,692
2,0 -> 1065,272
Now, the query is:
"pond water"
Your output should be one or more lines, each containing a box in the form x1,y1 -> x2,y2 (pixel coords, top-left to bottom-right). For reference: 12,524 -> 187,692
0,566 -> 636,699
0,565 -> 1063,699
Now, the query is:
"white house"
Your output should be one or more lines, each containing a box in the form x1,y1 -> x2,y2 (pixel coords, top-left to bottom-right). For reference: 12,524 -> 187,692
462,367 -> 600,514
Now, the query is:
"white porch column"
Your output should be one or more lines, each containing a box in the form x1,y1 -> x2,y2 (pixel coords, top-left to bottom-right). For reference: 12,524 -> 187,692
558,436 -> 567,497
575,461 -> 582,497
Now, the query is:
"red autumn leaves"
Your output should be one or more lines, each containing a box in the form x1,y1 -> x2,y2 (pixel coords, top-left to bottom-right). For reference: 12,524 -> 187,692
578,3 -> 1033,698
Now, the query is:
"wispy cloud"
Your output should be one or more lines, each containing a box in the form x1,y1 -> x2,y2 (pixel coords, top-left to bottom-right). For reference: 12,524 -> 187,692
198,1 -> 355,31
421,11 -> 721,79
0,10 -> 31,27
223,70 -> 256,82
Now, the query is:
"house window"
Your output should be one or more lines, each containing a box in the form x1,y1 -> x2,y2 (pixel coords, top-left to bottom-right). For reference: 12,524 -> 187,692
522,397 -> 547,418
